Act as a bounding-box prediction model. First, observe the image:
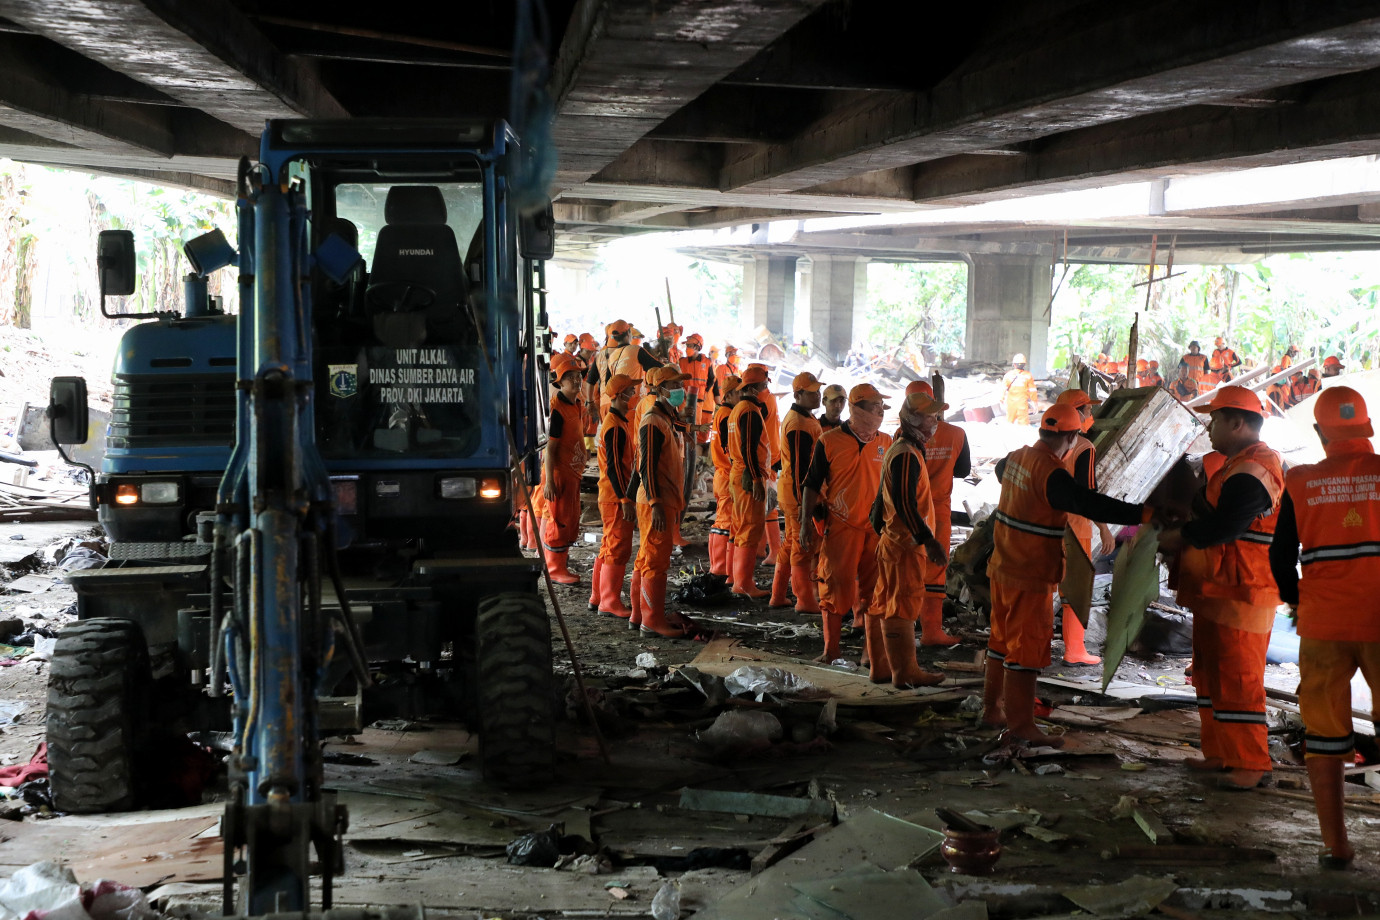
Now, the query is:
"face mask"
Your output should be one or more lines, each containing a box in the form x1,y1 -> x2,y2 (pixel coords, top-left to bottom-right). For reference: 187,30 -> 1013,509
849,404 -> 883,442
666,389 -> 686,407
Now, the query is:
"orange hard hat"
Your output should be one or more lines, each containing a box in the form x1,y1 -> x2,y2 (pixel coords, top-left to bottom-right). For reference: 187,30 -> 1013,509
578,333 -> 598,349
720,374 -> 742,395
685,333 -> 703,347
791,372 -> 822,393
604,374 -> 636,398
1215,337 -> 1225,347
739,365 -> 768,386
1314,386 -> 1373,440
1136,359 -> 1149,371
903,392 -> 946,415
563,333 -> 578,345
1056,389 -> 1102,409
849,383 -> 886,405
1040,404 -> 1083,433
645,365 -> 690,388
1195,385 -> 1263,417
905,380 -> 934,398
1149,360 -> 1159,369
550,352 -> 581,379
609,319 -> 630,334
1323,356 -> 1345,370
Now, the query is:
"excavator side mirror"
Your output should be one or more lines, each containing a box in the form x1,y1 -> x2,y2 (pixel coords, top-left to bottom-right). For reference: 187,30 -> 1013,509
518,200 -> 555,261
97,230 -> 137,297
48,377 -> 89,445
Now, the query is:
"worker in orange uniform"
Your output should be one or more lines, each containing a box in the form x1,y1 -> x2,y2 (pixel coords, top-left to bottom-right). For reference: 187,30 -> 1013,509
746,363 -> 786,578
1322,355 -> 1345,378
661,323 -> 683,364
798,384 -> 893,669
1279,343 -> 1300,371
1002,354 -> 1038,425
707,375 -> 743,580
561,333 -> 579,356
1053,389 -> 1114,666
1291,368 -> 1321,404
1270,387 -> 1380,869
776,372 -> 824,611
631,366 -> 693,637
540,352 -> 588,585
1159,386 -> 1283,790
1180,341 -> 1212,395
591,374 -> 637,621
577,333 -> 600,449
1211,337 -> 1241,383
1171,366 -> 1198,402
588,320 -> 661,416
905,380 -> 967,646
873,390 -> 952,688
986,404 -> 1149,742
728,365 -> 772,598
1144,360 -> 1164,389
679,333 -> 718,444
820,384 -> 847,432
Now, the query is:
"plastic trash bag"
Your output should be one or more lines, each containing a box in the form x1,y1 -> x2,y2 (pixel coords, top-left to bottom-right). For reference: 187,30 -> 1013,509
0,862 -> 83,920
84,881 -> 157,920
723,666 -> 814,701
505,825 -> 562,867
696,710 -> 783,748
651,880 -> 682,920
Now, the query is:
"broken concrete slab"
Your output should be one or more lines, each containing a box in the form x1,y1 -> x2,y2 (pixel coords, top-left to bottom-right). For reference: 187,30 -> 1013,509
791,867 -> 948,920
1062,875 -> 1178,916
679,787 -> 834,820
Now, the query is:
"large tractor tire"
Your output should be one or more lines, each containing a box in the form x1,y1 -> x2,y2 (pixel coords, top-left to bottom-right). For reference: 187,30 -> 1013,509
46,618 -> 151,813
475,591 -> 554,788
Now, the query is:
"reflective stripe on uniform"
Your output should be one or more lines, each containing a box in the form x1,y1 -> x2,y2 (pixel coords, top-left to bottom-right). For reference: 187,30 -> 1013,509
1213,709 -> 1268,724
1305,733 -> 1356,754
1002,660 -> 1041,673
995,510 -> 1064,539
1196,697 -> 1212,708
986,648 -> 1006,660
1238,530 -> 1273,546
1300,541 -> 1380,565
925,584 -> 946,595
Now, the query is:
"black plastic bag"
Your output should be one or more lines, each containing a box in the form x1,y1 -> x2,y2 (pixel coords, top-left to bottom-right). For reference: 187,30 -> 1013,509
506,824 -> 562,867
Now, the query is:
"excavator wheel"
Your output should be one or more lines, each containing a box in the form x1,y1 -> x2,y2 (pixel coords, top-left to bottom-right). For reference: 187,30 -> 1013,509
46,618 -> 151,813
475,591 -> 555,788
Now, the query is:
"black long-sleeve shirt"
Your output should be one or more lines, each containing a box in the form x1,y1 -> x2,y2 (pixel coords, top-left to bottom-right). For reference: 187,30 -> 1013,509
736,396 -> 767,482
601,408 -> 633,501
585,343 -> 661,386
1180,475 -> 1273,549
1269,490 -> 1302,605
994,455 -> 1144,525
803,423 -> 863,492
952,434 -> 972,480
886,443 -> 936,546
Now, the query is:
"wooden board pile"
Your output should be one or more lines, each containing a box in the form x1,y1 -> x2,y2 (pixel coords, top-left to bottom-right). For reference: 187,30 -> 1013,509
0,479 -> 94,522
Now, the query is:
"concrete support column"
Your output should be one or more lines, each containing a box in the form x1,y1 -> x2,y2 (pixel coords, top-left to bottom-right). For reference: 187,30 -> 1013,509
743,255 -> 796,339
805,254 -> 868,361
965,254 -> 1053,377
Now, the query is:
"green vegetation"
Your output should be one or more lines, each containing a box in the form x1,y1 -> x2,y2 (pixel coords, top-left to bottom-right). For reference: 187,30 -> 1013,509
864,261 -> 967,358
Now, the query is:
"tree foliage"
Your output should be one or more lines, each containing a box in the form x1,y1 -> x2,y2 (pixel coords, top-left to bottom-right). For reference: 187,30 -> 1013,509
864,261 -> 967,357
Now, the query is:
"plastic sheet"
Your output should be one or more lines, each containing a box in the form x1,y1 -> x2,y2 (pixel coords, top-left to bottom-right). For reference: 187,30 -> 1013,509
1101,526 -> 1162,692
696,710 -> 783,748
723,666 -> 815,701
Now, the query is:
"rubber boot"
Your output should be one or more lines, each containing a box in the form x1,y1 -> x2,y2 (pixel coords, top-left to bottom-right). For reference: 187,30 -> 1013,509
598,561 -> 632,618
545,548 -> 580,585
1061,606 -> 1101,664
731,543 -> 769,599
588,556 -> 603,611
768,556 -> 792,607
1218,769 -> 1271,790
639,572 -> 688,637
792,565 -> 820,614
814,613 -> 843,662
709,533 -> 729,577
629,571 -> 643,630
882,618 -> 944,689
1308,757 -> 1355,868
1002,669 -> 1064,747
765,516 -> 782,566
919,596 -> 959,646
519,511 -> 534,549
865,615 -> 892,684
981,656 -> 1007,727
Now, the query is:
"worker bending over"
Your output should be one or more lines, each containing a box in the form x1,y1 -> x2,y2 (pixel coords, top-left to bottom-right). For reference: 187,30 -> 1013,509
906,380 -> 968,645
1270,387 -> 1380,869
1002,354 -> 1038,425
800,385 -> 892,669
1159,386 -> 1283,790
728,365 -> 772,598
592,374 -> 637,621
872,391 -> 951,688
1053,389 -> 1113,666
540,353 -> 589,585
819,384 -> 847,432
777,373 -> 824,612
631,366 -> 692,637
707,375 -> 743,579
986,404 -> 1148,744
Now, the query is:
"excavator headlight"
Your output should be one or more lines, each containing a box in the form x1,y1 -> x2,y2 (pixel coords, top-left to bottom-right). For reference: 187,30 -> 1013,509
140,482 -> 180,504
439,476 -> 476,499
479,478 -> 502,499
114,483 -> 139,505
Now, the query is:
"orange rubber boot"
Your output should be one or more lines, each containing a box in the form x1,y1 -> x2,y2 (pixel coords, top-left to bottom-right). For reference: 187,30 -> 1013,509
791,565 -> 820,614
882,619 -> 945,688
588,557 -> 603,610
598,561 -> 632,618
708,533 -> 729,577
981,656 -> 1006,728
639,572 -> 688,638
815,613 -> 843,662
1002,669 -> 1064,748
865,615 -> 892,684
1061,606 -> 1100,664
731,544 -> 769,599
1308,757 -> 1355,868
768,557 -> 792,607
919,596 -> 959,646
519,511 -> 534,549
546,548 -> 580,585
766,518 -> 782,566
629,571 -> 643,630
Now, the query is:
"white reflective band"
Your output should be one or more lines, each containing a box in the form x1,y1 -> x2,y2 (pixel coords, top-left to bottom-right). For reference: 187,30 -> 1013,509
1002,661 -> 1041,672
995,510 -> 1064,539
1196,697 -> 1212,707
1213,710 -> 1268,724
986,649 -> 1005,660
1301,542 -> 1380,564
925,584 -> 946,594
1305,733 -> 1355,753
1238,531 -> 1273,546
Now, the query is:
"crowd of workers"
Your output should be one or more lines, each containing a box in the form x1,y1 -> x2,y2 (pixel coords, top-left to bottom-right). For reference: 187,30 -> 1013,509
528,322 -> 1374,871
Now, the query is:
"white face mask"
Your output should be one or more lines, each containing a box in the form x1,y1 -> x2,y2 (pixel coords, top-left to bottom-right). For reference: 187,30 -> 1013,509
849,404 -> 883,442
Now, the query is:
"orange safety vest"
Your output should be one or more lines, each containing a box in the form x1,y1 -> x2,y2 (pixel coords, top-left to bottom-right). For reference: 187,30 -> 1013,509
1210,348 -> 1238,379
1171,378 -> 1197,401
779,406 -> 822,521
636,404 -> 685,514
1292,374 -> 1320,403
679,353 -> 714,431
924,421 -> 966,514
728,396 -> 770,483
1002,369 -> 1036,404
596,406 -> 635,506
1182,353 -> 1212,394
1194,440 -> 1283,607
547,394 -> 587,479
1064,435 -> 1097,559
1142,372 -> 1163,388
990,441 -> 1071,591
710,404 -> 733,473
1284,439 -> 1380,642
879,437 -> 936,548
815,425 -> 892,533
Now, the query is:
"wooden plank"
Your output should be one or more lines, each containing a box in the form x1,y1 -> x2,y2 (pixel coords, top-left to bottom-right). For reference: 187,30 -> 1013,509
1091,387 -> 1203,504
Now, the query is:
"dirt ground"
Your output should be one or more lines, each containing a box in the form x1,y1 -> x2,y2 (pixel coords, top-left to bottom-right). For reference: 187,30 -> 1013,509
0,513 -> 1377,919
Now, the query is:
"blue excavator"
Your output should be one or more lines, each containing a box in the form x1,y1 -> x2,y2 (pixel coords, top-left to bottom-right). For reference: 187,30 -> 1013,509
45,118 -> 557,914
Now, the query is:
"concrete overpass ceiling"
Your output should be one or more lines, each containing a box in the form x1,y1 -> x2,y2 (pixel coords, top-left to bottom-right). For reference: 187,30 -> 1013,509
0,0 -> 1378,246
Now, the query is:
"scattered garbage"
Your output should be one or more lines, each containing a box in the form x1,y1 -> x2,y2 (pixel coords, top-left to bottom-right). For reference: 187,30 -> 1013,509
696,710 -> 783,748
505,826 -> 563,867
1033,763 -> 1064,775
722,665 -> 815,701
650,879 -> 681,920
635,653 -> 659,669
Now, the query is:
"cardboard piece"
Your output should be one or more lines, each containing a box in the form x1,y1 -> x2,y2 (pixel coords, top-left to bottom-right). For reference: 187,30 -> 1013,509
1062,875 -> 1178,915
1060,528 -> 1094,628
1101,526 -> 1163,692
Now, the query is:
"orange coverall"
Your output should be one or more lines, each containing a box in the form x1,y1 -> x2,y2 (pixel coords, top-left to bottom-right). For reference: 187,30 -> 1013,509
728,395 -> 770,551
708,403 -> 736,576
540,393 -> 587,553
779,404 -> 823,611
1002,369 -> 1038,424
593,405 -> 636,615
875,437 -> 937,622
806,425 -> 892,621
